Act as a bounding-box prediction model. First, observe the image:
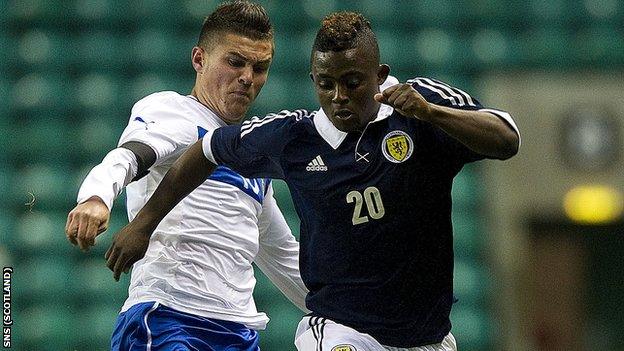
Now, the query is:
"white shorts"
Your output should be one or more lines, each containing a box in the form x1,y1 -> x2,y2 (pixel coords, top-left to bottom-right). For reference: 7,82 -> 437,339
294,316 -> 457,351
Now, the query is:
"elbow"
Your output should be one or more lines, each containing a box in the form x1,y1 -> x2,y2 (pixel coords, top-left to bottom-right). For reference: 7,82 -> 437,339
496,132 -> 519,160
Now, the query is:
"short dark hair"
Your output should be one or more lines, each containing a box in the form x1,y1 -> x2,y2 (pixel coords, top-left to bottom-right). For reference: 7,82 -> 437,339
197,1 -> 273,50
311,12 -> 379,63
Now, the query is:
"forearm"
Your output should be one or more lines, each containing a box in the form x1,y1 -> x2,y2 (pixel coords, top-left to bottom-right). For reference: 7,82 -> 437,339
426,104 -> 519,159
256,242 -> 310,313
77,148 -> 139,211
133,140 -> 216,231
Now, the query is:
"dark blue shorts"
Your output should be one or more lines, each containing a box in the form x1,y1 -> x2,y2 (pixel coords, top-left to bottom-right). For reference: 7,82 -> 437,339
111,302 -> 260,351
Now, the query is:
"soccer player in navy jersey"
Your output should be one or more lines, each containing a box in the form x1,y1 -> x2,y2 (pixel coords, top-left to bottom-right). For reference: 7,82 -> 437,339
106,11 -> 520,351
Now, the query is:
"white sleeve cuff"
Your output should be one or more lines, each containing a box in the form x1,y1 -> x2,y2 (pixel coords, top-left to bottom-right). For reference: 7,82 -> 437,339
201,128 -> 216,163
77,148 -> 139,211
479,108 -> 522,147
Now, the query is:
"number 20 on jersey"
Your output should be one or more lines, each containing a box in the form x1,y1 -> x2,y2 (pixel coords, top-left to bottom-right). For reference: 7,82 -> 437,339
346,186 -> 385,225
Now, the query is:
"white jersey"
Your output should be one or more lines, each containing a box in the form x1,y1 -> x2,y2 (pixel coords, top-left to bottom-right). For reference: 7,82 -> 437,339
78,91 -> 308,330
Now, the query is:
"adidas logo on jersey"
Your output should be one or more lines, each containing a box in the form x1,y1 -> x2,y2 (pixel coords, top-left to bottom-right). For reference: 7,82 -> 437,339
306,155 -> 328,171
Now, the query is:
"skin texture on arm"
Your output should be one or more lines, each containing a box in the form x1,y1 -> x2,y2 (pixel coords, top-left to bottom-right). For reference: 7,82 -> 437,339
105,140 -> 216,280
375,84 -> 519,160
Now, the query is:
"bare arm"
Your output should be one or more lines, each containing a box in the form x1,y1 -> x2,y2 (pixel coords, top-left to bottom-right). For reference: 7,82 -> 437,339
105,140 -> 216,280
375,84 -> 519,160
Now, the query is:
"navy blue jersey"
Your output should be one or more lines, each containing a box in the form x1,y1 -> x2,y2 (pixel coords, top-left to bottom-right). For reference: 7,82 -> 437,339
204,77 -> 518,347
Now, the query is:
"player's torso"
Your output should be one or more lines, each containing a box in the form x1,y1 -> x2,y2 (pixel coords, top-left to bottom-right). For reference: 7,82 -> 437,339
282,113 -> 457,341
123,92 -> 270,327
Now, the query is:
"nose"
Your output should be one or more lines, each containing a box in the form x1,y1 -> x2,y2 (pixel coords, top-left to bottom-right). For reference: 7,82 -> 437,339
332,84 -> 348,104
238,66 -> 253,87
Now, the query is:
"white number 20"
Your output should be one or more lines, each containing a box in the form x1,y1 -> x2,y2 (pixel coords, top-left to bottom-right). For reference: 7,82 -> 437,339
346,186 -> 385,225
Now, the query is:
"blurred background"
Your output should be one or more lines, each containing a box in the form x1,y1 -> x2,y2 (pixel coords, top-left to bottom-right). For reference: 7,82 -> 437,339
0,0 -> 623,350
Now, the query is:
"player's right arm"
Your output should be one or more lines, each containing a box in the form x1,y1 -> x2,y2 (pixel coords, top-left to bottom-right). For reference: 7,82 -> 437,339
65,142 -> 155,251
66,93 -> 197,251
106,110 -> 308,280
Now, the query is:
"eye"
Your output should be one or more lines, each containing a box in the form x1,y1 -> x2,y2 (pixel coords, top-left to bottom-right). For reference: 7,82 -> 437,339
318,80 -> 333,90
253,64 -> 269,73
346,79 -> 361,89
228,58 -> 245,68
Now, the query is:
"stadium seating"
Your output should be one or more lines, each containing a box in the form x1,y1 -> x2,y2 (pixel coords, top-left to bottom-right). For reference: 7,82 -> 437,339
2,1 -> 620,349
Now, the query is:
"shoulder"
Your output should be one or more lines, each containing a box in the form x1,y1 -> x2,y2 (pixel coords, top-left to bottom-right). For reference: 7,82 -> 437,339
131,91 -> 200,118
406,77 -> 481,108
240,109 -> 315,138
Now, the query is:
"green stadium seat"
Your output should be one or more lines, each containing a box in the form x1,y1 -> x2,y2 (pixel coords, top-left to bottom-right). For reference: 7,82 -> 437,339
583,0 -> 621,21
74,31 -> 127,72
452,210 -> 482,258
70,0 -> 134,26
0,211 -> 15,263
10,73 -> 69,112
130,29 -> 191,71
376,29 -> 399,65
74,73 -> 124,111
573,26 -> 624,66
75,117 -> 123,160
470,29 -> 512,67
0,78 -> 9,117
73,257 -> 128,300
13,164 -> 74,210
10,118 -> 76,163
396,29 -> 460,72
258,302 -> 303,350
452,167 -> 480,210
272,34 -> 312,72
13,257 -> 72,302
450,305 -> 494,351
518,28 -> 571,68
402,0 -> 462,27
454,259 -> 490,305
16,30 -> 69,70
15,211 -> 72,255
127,73 -> 170,103
0,34 -> 13,74
76,305 -> 120,348
182,0 -> 219,22
7,0 -> 65,23
19,304 -> 76,350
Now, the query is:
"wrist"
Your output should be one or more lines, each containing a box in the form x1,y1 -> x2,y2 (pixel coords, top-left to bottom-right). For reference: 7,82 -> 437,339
419,103 -> 445,123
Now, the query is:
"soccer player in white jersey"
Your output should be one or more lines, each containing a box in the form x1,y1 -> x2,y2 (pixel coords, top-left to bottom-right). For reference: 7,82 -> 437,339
104,12 -> 520,351
65,1 -> 308,350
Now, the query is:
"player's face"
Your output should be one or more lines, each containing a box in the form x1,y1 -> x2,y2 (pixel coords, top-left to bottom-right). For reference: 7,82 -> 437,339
192,33 -> 273,124
311,47 -> 388,132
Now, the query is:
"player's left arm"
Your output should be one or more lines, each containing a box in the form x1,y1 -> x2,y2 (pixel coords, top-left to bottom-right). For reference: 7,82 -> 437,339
375,83 -> 519,160
254,185 -> 309,313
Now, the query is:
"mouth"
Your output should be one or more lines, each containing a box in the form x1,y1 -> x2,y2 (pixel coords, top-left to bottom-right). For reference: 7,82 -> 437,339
334,109 -> 355,121
230,91 -> 251,100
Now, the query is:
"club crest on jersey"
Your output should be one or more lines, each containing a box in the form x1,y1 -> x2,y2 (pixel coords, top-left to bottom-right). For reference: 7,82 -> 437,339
331,345 -> 356,351
382,130 -> 413,163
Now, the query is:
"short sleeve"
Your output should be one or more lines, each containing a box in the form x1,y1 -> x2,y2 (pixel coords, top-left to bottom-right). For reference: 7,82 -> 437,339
205,110 -> 311,179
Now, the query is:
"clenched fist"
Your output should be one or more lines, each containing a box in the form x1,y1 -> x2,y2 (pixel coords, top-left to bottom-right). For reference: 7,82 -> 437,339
374,83 -> 433,120
65,197 -> 110,251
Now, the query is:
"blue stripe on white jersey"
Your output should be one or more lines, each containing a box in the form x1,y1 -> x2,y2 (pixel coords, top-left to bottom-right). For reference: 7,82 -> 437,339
199,125 -> 269,203
408,77 -> 477,107
209,166 -> 269,204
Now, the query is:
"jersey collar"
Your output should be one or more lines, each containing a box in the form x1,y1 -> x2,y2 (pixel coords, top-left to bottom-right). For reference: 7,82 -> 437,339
186,95 -> 228,127
313,76 -> 398,150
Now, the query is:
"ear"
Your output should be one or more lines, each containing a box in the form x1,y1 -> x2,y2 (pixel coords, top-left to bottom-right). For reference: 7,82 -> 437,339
191,47 -> 204,73
309,72 -> 314,82
377,64 -> 390,85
